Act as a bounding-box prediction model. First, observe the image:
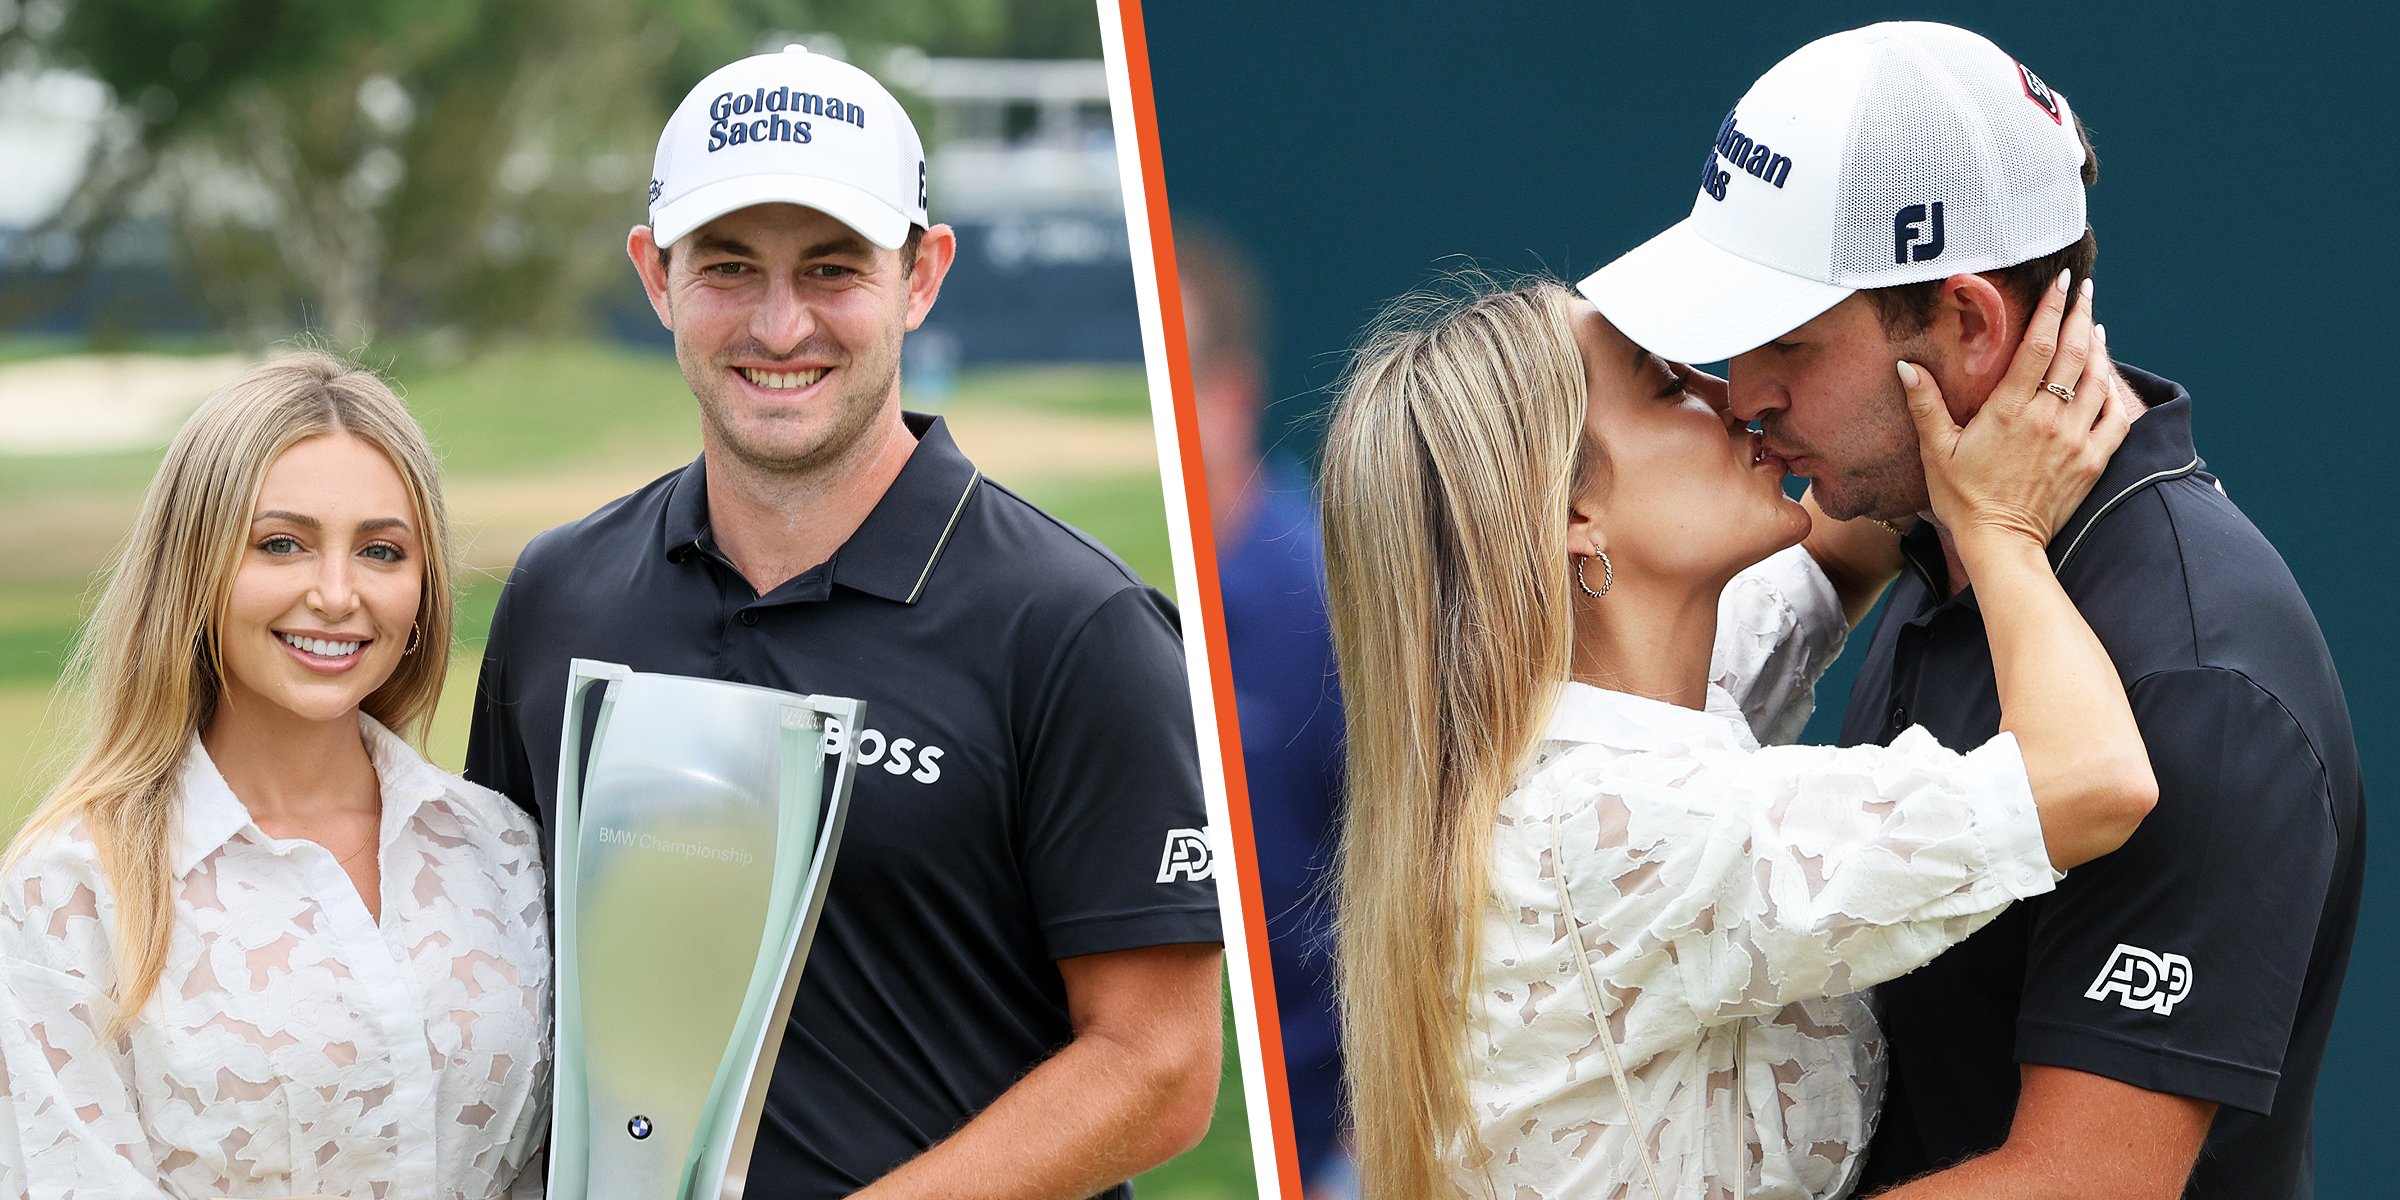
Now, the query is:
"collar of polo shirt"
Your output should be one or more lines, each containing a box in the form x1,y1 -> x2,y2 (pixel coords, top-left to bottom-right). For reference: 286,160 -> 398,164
661,411 -> 982,605
1895,365 -> 2201,608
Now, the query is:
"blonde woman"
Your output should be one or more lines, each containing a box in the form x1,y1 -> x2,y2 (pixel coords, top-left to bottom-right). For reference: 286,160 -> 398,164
0,354 -> 549,1198
1322,277 -> 2154,1200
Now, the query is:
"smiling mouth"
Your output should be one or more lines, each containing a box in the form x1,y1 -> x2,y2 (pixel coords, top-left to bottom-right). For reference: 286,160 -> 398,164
278,632 -> 365,659
737,366 -> 829,390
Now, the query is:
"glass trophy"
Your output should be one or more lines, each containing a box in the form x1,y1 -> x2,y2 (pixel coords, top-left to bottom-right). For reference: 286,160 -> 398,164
547,660 -> 863,1199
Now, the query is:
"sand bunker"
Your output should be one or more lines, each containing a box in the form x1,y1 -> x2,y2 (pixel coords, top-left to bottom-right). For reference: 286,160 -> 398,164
0,353 -> 249,454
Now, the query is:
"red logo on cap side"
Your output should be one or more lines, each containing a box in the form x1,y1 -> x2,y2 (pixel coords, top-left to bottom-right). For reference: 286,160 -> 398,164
2018,63 -> 2063,125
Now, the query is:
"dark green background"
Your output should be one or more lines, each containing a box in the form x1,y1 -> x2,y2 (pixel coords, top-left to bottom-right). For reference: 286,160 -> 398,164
1145,1 -> 2393,1187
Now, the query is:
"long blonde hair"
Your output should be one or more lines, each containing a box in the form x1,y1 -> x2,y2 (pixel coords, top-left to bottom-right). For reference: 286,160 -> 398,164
5,351 -> 455,1034
1321,279 -> 1598,1199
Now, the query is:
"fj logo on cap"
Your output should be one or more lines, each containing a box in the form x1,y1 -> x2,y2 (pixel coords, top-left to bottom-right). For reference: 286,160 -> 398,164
1156,828 -> 1213,884
2086,943 -> 2194,1015
2018,62 -> 2063,125
1894,202 -> 1947,264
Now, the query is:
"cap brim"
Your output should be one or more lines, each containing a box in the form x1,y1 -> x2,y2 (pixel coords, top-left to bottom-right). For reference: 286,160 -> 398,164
652,175 -> 912,250
1577,217 -> 1854,363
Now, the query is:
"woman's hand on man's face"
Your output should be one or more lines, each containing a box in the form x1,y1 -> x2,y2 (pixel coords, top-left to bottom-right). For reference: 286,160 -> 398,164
1899,270 -> 2129,551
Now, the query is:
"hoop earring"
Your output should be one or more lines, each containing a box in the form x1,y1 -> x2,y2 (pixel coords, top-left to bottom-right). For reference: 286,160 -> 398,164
1575,551 -> 1613,599
404,623 -> 423,656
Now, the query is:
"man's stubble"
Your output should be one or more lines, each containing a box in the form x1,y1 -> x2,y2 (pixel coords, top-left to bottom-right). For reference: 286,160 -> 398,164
676,310 -> 904,483
1803,334 -> 1940,523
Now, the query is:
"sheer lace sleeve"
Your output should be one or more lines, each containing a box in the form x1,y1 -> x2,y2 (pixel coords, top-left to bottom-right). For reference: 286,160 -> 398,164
0,836 -> 168,1196
1712,544 -> 1849,746
1510,726 -> 2059,1033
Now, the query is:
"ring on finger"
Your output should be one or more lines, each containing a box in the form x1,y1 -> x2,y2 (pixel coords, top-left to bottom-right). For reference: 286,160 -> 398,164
2043,382 -> 2076,403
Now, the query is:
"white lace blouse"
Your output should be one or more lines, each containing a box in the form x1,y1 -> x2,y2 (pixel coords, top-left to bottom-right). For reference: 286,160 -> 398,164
0,715 -> 551,1200
1458,545 -> 2062,1200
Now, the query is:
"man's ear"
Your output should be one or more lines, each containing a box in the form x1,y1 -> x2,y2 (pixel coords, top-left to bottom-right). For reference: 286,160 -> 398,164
903,224 -> 959,331
628,226 -> 674,330
1936,272 -> 2014,384
1917,272 -> 2015,420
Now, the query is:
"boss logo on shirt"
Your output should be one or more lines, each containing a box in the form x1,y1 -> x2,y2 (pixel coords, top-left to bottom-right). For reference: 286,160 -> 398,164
820,716 -> 945,785
1156,827 -> 1213,884
2086,943 -> 2194,1015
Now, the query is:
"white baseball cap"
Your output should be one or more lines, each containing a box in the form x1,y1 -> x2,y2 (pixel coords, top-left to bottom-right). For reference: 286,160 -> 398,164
1578,22 -> 2089,363
647,43 -> 929,250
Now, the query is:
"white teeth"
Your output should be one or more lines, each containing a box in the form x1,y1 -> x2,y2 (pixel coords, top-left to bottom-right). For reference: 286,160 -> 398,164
739,366 -> 829,390
279,633 -> 363,658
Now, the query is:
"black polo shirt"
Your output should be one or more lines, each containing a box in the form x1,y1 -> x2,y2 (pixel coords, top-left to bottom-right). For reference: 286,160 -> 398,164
1848,368 -> 2364,1198
465,413 -> 1220,1199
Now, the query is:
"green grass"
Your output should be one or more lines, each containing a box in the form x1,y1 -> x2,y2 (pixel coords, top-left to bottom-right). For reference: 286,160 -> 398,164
0,683 -> 66,817
940,363 -> 1158,420
0,586 -> 86,685
389,341 -> 701,475
0,624 -> 77,685
1007,471 -> 1178,604
0,447 -> 169,507
0,332 -> 233,366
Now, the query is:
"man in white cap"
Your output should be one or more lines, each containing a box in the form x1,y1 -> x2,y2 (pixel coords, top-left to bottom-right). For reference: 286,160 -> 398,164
1582,21 -> 2361,1200
466,45 -> 1225,1198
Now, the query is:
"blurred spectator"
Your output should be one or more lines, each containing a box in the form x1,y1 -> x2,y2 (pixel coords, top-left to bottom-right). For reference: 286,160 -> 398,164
1177,220 -> 1350,1191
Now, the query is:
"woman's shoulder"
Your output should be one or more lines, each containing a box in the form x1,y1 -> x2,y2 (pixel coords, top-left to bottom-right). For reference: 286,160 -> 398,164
441,771 -> 544,851
1714,544 -> 1849,746
362,716 -> 544,854
420,759 -> 546,856
1518,683 -> 1754,783
1,816 -> 111,915
0,816 -> 120,979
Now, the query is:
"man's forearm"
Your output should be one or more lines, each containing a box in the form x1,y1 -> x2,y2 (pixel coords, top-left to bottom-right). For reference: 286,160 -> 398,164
1869,1066 -> 2213,1200
854,946 -> 1224,1200
1870,1143 -> 2191,1200
1870,1144 -> 2065,1199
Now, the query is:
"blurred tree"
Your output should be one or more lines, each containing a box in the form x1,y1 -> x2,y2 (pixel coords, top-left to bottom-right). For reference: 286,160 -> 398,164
0,0 -> 1094,346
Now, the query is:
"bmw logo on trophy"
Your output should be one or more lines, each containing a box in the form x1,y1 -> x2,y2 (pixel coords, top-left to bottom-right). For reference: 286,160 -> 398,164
547,660 -> 863,1198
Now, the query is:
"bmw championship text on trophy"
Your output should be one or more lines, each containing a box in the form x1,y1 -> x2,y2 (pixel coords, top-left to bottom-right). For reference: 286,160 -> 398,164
547,660 -> 863,1199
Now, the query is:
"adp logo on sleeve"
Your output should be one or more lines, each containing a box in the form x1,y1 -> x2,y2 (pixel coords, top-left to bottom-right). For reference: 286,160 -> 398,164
2086,943 -> 2194,1015
1156,828 -> 1214,884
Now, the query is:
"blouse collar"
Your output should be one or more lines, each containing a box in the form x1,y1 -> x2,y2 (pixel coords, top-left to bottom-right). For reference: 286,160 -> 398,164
1542,679 -> 1757,755
171,712 -> 471,877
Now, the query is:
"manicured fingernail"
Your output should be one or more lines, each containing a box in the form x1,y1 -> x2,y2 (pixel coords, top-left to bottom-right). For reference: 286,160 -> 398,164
2081,277 -> 2095,301
2095,323 -> 2107,345
2055,269 -> 2072,293
1896,360 -> 1921,386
